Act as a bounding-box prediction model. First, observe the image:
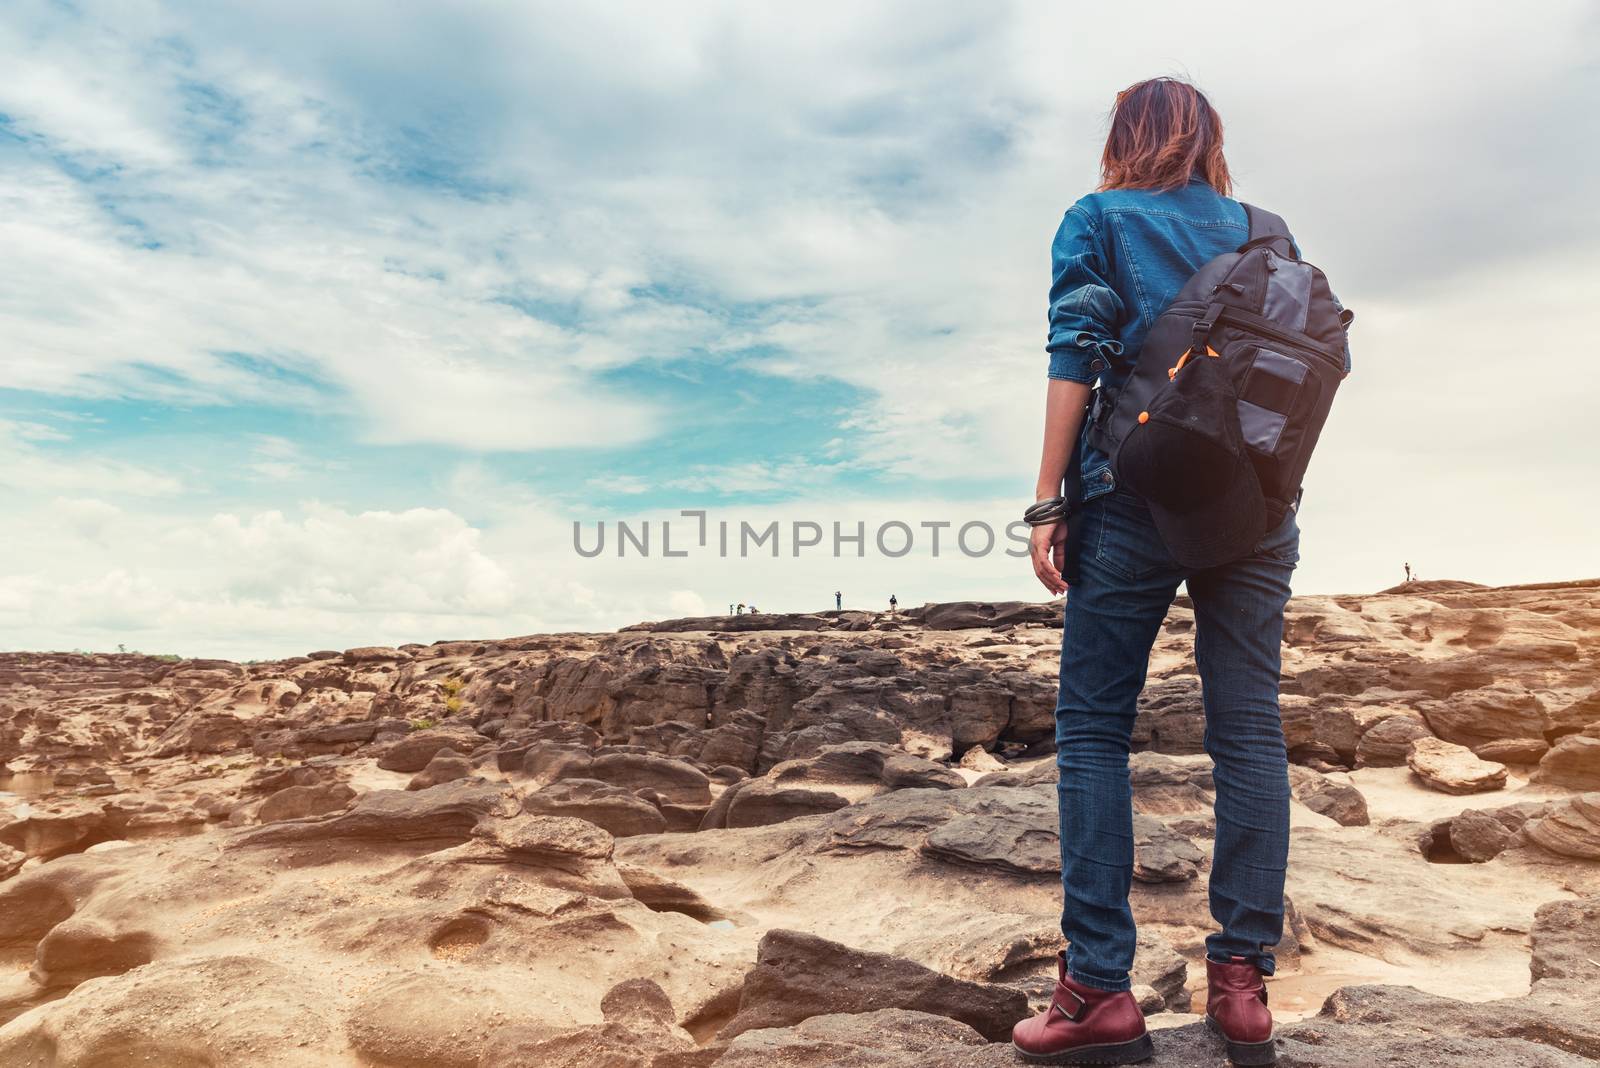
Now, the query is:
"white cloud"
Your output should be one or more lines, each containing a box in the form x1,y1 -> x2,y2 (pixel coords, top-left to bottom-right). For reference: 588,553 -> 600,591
662,460 -> 853,495
587,475 -> 651,496
0,420 -> 182,496
51,497 -> 123,544
0,465 -> 1040,657
0,497 -> 532,658
0,13 -> 185,168
246,436 -> 308,481
665,590 -> 710,618
4,2 -> 1593,472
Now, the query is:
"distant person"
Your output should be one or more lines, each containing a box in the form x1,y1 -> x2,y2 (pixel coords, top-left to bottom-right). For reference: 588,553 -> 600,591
1404,562 -> 1413,583
888,594 -> 897,613
735,603 -> 745,615
729,603 -> 735,615
746,604 -> 758,613
835,590 -> 842,610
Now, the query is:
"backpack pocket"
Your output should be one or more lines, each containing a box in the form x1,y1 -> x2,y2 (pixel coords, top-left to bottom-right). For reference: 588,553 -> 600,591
1229,343 -> 1324,503
1238,346 -> 1308,453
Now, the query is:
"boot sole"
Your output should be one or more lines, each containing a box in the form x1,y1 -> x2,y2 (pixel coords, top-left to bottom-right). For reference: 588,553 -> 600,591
1012,1033 -> 1154,1065
1205,1014 -> 1277,1065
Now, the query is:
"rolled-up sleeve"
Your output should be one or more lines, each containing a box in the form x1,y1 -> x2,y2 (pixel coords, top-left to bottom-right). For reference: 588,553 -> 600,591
1046,205 -> 1125,382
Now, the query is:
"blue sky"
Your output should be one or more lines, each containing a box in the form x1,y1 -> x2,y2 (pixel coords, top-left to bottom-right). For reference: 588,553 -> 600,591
2,1 -> 1597,658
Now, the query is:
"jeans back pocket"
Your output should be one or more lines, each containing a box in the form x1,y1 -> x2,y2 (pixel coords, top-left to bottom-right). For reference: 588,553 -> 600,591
1092,490 -> 1176,583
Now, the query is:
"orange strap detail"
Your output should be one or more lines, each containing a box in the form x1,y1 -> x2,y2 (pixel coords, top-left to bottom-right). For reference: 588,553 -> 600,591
1167,345 -> 1221,380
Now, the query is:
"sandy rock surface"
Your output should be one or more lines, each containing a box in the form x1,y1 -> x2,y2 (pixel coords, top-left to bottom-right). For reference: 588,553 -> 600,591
1,579 -> 1599,1064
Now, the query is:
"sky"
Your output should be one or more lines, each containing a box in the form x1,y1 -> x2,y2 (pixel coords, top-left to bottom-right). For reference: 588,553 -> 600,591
2,1 -> 1597,659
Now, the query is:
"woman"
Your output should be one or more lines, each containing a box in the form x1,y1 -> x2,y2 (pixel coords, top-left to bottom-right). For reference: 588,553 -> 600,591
1012,79 -> 1302,1067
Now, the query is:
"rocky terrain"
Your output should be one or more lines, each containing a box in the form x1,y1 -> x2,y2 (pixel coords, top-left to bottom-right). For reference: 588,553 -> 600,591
2,579 -> 1599,1066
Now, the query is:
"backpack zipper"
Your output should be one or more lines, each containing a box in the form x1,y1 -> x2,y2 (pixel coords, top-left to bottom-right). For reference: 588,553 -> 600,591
1216,307 -> 1346,374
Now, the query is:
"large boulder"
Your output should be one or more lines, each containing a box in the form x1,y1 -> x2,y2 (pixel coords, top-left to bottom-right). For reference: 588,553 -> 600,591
151,711 -> 258,756
1448,808 -> 1513,862
1422,801 -> 1551,865
521,741 -> 598,784
1531,896 -> 1600,982
809,781 -> 1201,884
1475,737 -> 1552,765
1532,735 -> 1600,791
447,815 -> 632,900
530,747 -> 713,807
1527,793 -> 1600,860
32,914 -> 157,987
1129,752 -> 1212,817
232,780 -> 517,848
1355,714 -> 1433,768
919,789 -> 1060,876
771,741 -> 965,793
947,683 -> 1015,752
468,813 -> 617,868
716,929 -> 1028,1043
1132,929 -> 1191,1012
1281,699 -> 1361,765
406,749 -> 475,790
257,782 -> 357,823
1286,825 -> 1551,960
1407,737 -> 1508,794
1420,687 -> 1548,753
1134,676 -> 1206,754
0,799 -> 118,860
725,779 -> 852,828
1544,690 -> 1600,735
1289,766 -> 1370,826
242,760 -> 347,795
53,766 -> 114,788
1277,982 -> 1600,1065
522,778 -> 668,837
376,727 -> 485,772
707,741 -> 964,831
1130,814 -> 1205,883
494,722 -> 602,771
957,746 -> 1008,775
0,853 -> 124,951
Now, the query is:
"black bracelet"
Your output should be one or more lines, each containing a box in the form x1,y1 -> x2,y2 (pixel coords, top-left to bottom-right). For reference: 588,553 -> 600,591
1024,495 -> 1068,526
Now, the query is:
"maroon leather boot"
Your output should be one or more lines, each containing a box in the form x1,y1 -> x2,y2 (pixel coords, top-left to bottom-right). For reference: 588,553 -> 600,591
1012,953 -> 1152,1065
1204,956 -> 1276,1066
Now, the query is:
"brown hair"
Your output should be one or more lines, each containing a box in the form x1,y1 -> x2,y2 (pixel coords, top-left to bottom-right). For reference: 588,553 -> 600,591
1099,78 -> 1232,196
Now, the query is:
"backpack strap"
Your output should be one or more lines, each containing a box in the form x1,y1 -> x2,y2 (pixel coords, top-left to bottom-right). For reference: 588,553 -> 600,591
1239,203 -> 1299,258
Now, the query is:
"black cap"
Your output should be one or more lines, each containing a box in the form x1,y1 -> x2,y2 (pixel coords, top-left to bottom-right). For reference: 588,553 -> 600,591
1114,352 -> 1267,570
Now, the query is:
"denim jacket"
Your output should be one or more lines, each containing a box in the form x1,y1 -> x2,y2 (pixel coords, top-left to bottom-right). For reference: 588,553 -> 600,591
1047,176 -> 1348,504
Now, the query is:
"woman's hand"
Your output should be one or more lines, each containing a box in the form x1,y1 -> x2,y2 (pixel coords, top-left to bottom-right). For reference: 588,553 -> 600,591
1030,520 -> 1069,596
1031,380 -> 1090,597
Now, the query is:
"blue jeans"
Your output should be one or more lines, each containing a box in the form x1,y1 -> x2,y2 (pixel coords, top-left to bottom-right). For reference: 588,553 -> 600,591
1055,488 -> 1298,991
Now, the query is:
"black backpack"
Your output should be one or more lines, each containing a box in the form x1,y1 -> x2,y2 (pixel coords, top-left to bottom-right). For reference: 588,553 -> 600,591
1087,205 -> 1352,531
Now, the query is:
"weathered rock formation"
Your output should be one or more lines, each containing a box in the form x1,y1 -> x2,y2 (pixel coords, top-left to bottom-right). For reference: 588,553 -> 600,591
1,577 -> 1598,1064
